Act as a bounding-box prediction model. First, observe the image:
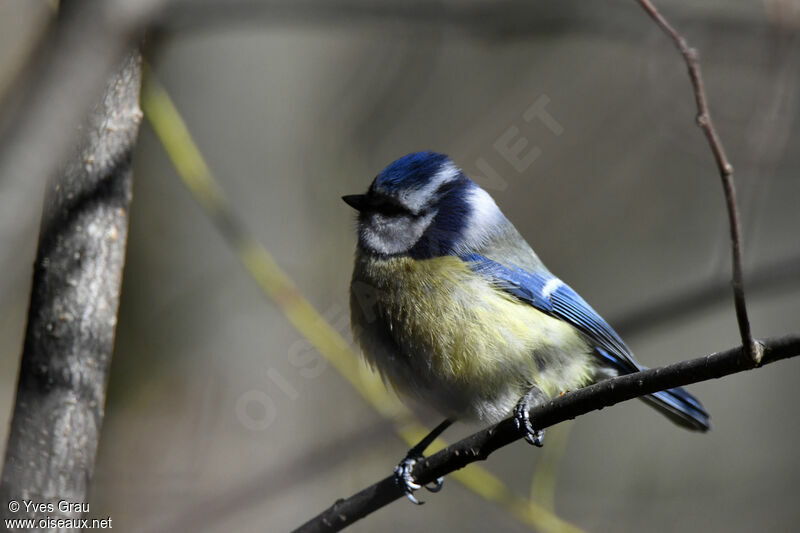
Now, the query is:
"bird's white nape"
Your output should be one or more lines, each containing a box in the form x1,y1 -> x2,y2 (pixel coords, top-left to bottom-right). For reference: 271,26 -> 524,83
454,185 -> 505,253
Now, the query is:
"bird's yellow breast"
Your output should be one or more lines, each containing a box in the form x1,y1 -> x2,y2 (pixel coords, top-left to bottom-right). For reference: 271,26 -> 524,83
350,253 -> 594,422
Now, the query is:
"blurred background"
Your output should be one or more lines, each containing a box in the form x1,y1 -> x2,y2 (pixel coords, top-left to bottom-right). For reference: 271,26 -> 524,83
1,1 -> 799,531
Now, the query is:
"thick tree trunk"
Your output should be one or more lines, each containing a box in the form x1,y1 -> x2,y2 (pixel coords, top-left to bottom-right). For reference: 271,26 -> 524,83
0,50 -> 141,529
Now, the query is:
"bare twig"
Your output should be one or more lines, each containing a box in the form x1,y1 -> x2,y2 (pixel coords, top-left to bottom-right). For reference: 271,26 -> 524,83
0,51 -> 142,524
294,334 -> 800,533
634,0 -> 758,363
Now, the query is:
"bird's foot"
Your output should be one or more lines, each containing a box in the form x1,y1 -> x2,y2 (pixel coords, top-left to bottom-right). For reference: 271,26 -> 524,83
393,455 -> 444,505
514,387 -> 546,447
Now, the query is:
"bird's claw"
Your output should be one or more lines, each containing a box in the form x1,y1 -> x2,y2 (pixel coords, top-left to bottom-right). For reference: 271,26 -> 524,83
393,456 -> 445,504
514,398 -> 545,447
425,475 -> 445,492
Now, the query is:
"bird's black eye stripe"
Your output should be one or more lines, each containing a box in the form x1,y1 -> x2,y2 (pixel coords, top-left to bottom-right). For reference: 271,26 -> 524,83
362,189 -> 414,216
370,197 -> 410,216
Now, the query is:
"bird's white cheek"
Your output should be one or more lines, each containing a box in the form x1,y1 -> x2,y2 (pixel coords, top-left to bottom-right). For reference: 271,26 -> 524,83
359,212 -> 436,255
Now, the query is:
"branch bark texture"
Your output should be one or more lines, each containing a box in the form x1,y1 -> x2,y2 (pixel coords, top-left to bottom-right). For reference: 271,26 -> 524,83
0,51 -> 142,526
0,0 -> 162,297
294,334 -> 799,533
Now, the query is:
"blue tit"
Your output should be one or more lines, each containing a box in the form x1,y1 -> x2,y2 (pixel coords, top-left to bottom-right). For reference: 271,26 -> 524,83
343,151 -> 709,502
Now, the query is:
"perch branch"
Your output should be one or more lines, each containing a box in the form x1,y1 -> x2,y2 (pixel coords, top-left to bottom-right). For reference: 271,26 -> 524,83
294,334 -> 800,533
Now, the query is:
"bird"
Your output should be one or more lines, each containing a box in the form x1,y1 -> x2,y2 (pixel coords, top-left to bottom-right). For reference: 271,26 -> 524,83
343,151 -> 709,503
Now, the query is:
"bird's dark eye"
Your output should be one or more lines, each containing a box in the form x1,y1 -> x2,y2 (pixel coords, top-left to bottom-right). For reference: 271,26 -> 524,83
365,193 -> 412,217
373,200 -> 409,216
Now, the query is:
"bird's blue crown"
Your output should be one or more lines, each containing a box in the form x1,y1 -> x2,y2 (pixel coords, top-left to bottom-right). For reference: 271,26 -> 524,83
372,151 -> 453,194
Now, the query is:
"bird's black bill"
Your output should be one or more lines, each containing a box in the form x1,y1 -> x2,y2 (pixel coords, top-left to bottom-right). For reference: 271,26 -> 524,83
342,194 -> 369,211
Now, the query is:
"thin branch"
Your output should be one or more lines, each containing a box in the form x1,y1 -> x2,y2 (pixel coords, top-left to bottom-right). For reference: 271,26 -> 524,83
635,0 -> 759,363
294,334 -> 800,533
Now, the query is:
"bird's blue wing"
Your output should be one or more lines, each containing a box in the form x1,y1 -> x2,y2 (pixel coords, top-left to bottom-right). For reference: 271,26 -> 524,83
462,253 -> 710,430
462,253 -> 640,374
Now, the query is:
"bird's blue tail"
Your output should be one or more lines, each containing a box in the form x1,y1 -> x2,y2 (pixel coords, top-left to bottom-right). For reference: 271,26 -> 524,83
594,347 -> 710,431
641,386 -> 710,432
